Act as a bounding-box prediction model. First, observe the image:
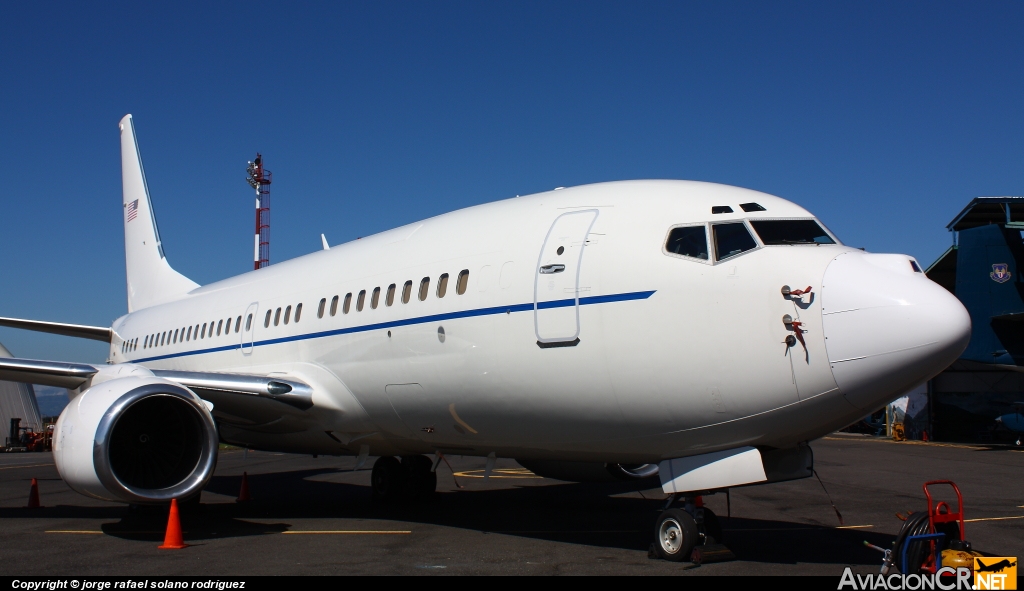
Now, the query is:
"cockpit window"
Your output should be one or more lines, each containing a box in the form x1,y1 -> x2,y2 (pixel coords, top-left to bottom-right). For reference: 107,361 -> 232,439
750,220 -> 835,245
665,226 -> 708,260
713,223 -> 758,260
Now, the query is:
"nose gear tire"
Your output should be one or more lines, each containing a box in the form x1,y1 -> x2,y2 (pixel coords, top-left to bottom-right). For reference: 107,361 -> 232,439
371,456 -> 407,501
654,508 -> 699,561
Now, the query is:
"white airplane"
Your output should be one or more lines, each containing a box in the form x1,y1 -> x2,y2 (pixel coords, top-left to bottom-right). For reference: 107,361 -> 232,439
0,115 -> 971,561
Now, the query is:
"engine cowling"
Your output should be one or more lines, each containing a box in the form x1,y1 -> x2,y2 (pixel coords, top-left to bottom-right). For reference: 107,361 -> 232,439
517,460 -> 659,483
54,373 -> 218,504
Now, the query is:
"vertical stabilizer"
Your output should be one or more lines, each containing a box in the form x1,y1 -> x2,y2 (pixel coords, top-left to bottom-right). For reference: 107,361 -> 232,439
120,114 -> 199,312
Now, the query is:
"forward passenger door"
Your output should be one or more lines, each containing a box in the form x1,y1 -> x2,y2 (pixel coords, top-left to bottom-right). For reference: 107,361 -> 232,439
534,210 -> 599,346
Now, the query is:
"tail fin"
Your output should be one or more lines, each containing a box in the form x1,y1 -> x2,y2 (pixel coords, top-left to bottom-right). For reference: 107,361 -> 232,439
951,223 -> 1024,365
120,114 -> 199,312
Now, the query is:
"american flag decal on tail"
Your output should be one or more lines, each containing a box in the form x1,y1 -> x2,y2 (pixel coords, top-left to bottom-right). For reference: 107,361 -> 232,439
126,199 -> 138,222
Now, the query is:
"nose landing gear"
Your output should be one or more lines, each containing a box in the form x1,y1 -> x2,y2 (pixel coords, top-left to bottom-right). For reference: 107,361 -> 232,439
654,508 -> 699,561
651,495 -> 732,564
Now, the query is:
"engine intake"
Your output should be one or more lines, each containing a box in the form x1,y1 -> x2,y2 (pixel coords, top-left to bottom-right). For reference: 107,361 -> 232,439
55,375 -> 218,504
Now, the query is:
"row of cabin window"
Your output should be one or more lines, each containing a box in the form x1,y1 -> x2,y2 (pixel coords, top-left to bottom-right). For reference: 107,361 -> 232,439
311,269 -> 469,320
263,303 -> 303,328
128,269 -> 472,351
140,315 -> 244,350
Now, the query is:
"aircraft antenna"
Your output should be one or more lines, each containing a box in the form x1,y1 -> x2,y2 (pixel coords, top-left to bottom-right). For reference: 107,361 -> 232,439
245,154 -> 272,269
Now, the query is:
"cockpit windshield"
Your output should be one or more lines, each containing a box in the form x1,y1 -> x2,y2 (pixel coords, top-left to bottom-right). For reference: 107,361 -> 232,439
750,220 -> 835,245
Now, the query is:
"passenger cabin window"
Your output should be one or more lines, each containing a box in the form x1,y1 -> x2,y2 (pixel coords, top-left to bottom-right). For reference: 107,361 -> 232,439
665,226 -> 709,260
264,311 -> 271,328
186,326 -> 192,341
173,329 -> 179,343
294,304 -> 302,322
402,281 -> 412,304
371,287 -> 380,309
274,308 -> 282,326
343,293 -> 352,314
357,290 -> 366,311
318,298 -> 326,318
713,223 -> 758,261
456,270 -> 469,295
330,296 -> 339,316
749,220 -> 835,245
437,273 -> 449,298
418,277 -> 430,301
217,320 -> 223,336
284,306 -> 292,324
386,284 -> 396,306
235,315 -> 242,331
245,314 -> 253,331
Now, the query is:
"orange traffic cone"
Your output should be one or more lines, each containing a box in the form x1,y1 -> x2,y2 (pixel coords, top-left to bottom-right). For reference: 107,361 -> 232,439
236,472 -> 251,503
158,499 -> 187,549
26,478 -> 41,508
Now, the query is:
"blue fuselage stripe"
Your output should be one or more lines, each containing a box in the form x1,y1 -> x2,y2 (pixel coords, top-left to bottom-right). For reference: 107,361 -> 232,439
132,290 -> 655,363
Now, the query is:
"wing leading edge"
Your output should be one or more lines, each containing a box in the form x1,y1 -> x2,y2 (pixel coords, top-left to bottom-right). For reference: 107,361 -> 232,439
0,357 -> 313,426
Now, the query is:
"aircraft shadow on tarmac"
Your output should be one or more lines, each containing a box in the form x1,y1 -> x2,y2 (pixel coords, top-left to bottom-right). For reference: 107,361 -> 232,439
0,467 -> 895,565
0,467 -> 897,565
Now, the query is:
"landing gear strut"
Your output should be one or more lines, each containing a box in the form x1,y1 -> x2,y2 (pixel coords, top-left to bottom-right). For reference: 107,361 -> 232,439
651,495 -> 727,562
371,455 -> 437,501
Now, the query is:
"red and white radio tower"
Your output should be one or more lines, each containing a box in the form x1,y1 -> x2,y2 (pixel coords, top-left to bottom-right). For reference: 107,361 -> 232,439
246,154 -> 272,269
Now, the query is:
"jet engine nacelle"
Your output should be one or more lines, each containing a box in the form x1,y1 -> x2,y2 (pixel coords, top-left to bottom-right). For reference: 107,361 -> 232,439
54,374 -> 218,504
517,460 -> 659,483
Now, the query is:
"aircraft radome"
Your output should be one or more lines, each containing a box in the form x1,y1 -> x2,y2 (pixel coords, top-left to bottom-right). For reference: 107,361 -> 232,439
0,114 -> 971,561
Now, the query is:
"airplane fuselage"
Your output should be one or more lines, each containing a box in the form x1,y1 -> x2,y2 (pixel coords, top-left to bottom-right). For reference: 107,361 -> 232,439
102,180 -> 961,464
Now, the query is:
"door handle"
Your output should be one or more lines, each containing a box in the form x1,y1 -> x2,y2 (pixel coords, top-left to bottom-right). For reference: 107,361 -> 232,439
539,264 -> 565,274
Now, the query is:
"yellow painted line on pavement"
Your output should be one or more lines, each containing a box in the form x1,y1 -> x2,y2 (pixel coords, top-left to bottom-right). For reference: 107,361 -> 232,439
964,515 -> 1024,523
0,463 -> 54,471
282,530 -> 411,534
725,525 -> 873,532
488,530 -> 636,534
452,468 -> 543,479
822,437 -> 988,450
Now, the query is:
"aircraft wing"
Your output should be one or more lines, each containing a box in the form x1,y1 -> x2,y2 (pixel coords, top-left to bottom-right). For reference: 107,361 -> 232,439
0,357 -> 313,428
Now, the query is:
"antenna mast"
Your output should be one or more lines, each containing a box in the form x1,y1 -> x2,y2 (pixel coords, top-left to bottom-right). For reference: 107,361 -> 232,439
246,154 -> 272,269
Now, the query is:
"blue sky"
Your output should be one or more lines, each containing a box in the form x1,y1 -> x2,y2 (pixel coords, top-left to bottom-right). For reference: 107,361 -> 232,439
2,1 -> 1023,363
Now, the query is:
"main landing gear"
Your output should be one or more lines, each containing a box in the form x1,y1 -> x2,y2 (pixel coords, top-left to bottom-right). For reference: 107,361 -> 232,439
371,455 -> 437,501
651,495 -> 727,563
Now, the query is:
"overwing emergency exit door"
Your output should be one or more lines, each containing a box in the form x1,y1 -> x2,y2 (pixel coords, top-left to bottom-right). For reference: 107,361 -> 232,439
534,209 -> 598,346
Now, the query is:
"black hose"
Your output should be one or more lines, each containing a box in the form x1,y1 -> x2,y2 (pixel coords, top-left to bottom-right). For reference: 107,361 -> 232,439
893,512 -> 931,574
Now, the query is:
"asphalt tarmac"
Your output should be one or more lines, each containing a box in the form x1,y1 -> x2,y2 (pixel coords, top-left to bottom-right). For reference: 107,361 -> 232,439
1,433 -> 1021,576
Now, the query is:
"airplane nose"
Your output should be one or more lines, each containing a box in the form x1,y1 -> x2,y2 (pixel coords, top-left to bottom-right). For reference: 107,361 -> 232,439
821,252 -> 971,410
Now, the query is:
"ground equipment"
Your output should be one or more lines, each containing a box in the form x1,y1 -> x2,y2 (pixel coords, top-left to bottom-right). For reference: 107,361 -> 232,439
890,480 -> 981,574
